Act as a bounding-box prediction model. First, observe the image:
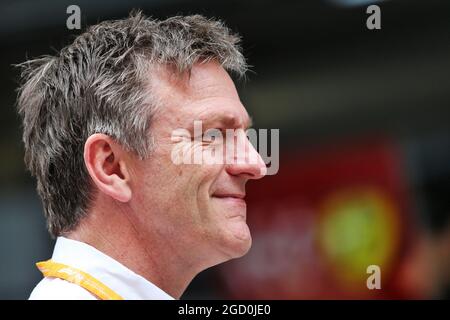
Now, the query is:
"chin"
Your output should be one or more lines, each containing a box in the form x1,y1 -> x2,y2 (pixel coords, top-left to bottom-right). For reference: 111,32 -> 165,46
204,227 -> 251,269
232,236 -> 252,258
223,221 -> 253,259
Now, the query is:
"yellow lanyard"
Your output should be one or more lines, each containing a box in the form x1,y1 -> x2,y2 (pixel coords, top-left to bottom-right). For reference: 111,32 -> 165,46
36,259 -> 124,300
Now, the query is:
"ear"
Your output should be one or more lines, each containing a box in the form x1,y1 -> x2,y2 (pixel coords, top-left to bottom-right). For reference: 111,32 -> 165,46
84,133 -> 132,203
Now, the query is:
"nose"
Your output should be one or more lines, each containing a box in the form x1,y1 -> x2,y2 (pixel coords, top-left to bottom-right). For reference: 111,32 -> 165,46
225,132 -> 267,180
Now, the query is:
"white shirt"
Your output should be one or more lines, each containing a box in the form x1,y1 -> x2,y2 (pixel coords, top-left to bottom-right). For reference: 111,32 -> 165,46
29,237 -> 175,300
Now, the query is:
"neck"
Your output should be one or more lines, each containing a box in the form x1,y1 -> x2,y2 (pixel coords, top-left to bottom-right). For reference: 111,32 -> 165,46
66,199 -> 198,299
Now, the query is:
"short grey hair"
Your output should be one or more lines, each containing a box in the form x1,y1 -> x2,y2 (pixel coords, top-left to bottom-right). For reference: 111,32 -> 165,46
16,11 -> 247,237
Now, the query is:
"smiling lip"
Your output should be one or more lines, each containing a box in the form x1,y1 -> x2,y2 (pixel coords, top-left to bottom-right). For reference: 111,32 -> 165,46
212,193 -> 246,199
212,193 -> 247,206
212,194 -> 247,219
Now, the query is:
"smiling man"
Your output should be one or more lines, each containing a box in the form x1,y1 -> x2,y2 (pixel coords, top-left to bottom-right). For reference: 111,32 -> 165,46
17,12 -> 266,300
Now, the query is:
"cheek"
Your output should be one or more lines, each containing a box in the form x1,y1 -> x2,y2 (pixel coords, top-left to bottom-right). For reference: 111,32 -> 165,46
134,151 -> 225,213
187,165 -> 226,221
132,155 -> 179,206
197,165 -> 227,198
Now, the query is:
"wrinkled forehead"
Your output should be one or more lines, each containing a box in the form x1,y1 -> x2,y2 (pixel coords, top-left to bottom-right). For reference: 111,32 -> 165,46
149,62 -> 251,130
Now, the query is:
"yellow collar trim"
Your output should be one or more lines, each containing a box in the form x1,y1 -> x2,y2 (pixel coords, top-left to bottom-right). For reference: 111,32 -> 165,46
36,259 -> 124,300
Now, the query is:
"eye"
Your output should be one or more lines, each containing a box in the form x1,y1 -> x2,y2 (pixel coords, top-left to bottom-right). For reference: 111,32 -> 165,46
200,128 -> 225,144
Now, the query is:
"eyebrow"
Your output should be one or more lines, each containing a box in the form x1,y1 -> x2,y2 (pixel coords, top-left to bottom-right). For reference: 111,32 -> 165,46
195,113 -> 253,131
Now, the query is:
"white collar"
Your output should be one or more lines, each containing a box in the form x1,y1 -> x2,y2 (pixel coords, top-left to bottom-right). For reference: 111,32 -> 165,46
51,236 -> 175,300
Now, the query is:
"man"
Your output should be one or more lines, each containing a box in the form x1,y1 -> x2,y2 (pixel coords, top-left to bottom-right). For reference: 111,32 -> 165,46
16,11 -> 266,300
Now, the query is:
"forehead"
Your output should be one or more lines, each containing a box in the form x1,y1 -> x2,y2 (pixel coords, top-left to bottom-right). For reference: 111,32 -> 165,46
150,62 -> 251,129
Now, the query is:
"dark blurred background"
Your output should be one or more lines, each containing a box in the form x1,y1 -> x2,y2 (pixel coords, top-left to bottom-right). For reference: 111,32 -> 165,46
0,0 -> 449,299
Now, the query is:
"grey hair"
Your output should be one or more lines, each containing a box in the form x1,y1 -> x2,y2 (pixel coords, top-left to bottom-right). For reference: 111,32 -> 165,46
15,11 -> 247,237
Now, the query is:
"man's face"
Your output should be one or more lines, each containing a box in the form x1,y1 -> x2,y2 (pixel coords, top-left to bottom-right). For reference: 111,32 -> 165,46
130,61 -> 266,268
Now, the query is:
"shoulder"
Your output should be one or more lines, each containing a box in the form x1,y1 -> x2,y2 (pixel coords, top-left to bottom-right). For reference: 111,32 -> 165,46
29,277 -> 98,300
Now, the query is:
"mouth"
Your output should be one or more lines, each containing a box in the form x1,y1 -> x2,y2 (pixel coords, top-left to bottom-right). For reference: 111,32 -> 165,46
211,193 -> 247,209
213,193 -> 245,199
